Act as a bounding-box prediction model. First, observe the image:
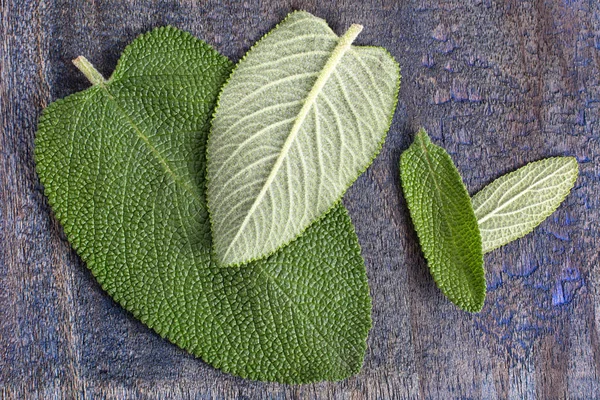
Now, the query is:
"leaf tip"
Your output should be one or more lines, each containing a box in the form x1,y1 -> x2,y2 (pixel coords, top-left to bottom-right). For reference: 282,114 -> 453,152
415,127 -> 430,143
464,302 -> 484,314
567,155 -> 579,170
564,156 -> 580,187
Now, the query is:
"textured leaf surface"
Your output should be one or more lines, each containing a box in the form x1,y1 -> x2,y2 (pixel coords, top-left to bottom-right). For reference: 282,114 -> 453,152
472,157 -> 578,253
35,27 -> 371,383
400,129 -> 485,313
207,11 -> 400,267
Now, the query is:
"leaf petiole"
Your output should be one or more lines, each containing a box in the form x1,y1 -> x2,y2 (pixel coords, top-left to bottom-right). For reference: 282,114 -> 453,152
72,56 -> 107,86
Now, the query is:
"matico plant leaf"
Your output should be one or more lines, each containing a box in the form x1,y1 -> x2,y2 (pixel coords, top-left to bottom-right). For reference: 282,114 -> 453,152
207,11 -> 400,267
35,26 -> 371,384
400,129 -> 486,313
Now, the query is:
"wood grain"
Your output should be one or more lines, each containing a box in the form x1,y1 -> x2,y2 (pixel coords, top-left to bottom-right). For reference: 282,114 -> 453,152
1,0 -> 599,398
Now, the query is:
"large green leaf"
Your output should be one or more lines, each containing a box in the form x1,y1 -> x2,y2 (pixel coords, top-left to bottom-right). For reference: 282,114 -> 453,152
207,11 -> 400,267
35,26 -> 371,383
400,129 -> 485,313
473,157 -> 578,253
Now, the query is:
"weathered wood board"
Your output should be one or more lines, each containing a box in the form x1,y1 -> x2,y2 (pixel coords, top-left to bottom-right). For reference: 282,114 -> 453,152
1,0 -> 599,398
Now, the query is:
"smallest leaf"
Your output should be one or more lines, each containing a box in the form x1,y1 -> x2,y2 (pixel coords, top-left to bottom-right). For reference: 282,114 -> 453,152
472,157 -> 579,253
400,128 -> 485,313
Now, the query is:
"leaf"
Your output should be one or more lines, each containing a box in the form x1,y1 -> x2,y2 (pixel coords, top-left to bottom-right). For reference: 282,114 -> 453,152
206,11 -> 400,267
472,157 -> 578,253
400,129 -> 485,313
35,27 -> 371,384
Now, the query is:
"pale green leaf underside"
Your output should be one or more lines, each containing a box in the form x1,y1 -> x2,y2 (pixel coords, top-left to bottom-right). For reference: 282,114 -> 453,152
207,11 -> 400,267
400,129 -> 485,313
472,157 -> 578,253
35,27 -> 371,384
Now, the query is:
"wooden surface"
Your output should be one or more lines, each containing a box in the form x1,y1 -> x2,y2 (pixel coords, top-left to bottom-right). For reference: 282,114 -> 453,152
1,0 -> 599,398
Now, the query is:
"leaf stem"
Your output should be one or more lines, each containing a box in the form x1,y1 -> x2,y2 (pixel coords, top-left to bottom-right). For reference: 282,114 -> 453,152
72,56 -> 107,86
339,24 -> 363,48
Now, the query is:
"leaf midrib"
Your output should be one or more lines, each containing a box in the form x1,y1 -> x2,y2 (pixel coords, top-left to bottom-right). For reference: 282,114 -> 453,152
97,82 -> 205,208
221,24 -> 364,262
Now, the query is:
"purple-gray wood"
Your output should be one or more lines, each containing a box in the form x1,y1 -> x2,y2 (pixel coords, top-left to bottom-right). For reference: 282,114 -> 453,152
1,0 -> 599,398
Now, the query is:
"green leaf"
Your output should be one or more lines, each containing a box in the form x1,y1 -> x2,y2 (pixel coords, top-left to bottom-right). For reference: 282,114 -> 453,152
400,129 -> 485,313
472,157 -> 578,253
207,11 -> 400,267
35,27 -> 371,384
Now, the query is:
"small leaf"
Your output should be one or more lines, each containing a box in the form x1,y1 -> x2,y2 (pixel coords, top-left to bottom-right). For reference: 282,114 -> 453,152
35,27 -> 371,383
207,10 -> 400,267
400,129 -> 485,313
472,157 -> 578,253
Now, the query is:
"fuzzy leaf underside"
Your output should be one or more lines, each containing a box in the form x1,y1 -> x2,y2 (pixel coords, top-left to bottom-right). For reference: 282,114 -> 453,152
472,157 -> 578,253
207,10 -> 400,267
400,129 -> 485,313
35,26 -> 371,384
